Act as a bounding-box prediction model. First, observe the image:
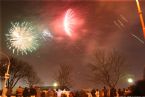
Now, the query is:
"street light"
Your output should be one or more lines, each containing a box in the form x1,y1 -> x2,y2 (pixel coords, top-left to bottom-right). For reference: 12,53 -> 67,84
127,78 -> 134,84
0,52 -> 10,97
53,82 -> 58,87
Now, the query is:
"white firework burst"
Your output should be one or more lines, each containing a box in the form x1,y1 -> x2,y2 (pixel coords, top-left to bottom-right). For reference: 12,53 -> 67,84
6,22 -> 39,55
41,29 -> 53,40
64,8 -> 75,37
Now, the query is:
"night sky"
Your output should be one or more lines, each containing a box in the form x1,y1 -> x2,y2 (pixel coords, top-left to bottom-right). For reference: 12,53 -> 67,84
1,0 -> 145,89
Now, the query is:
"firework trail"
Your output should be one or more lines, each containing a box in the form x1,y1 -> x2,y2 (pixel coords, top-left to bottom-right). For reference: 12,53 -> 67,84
136,0 -> 145,38
117,19 -> 125,28
114,14 -> 128,30
113,21 -> 123,30
120,14 -> 128,23
131,34 -> 144,44
114,15 -> 144,44
64,8 -> 75,37
6,22 -> 40,55
114,14 -> 144,45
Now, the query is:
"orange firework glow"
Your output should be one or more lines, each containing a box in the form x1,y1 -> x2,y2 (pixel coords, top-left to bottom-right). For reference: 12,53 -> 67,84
136,0 -> 145,38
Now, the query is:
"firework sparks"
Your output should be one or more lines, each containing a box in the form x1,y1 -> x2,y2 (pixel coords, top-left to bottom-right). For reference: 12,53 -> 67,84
117,19 -> 125,28
41,29 -> 53,40
120,14 -> 128,23
114,21 -> 122,30
64,8 -> 75,37
114,14 -> 128,30
131,34 -> 144,44
6,22 -> 39,55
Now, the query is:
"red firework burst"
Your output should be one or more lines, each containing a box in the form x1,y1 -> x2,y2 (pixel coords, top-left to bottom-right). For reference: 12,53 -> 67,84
64,8 -> 75,37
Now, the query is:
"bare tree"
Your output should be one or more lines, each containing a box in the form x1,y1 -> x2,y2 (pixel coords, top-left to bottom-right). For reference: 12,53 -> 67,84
56,64 -> 73,88
23,70 -> 41,87
0,57 -> 40,89
88,49 -> 126,88
0,55 -> 8,80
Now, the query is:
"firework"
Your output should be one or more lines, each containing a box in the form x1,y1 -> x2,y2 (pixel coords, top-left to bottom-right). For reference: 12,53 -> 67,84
117,19 -> 125,28
64,8 -> 75,37
41,29 -> 53,40
114,14 -> 128,30
6,22 -> 39,55
113,21 -> 122,30
136,0 -> 145,38
131,34 -> 144,44
120,14 -> 128,23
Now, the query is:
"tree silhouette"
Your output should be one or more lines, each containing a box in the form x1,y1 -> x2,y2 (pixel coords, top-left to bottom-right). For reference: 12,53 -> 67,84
56,64 -> 73,88
23,70 -> 41,87
88,49 -> 126,88
0,57 -> 40,89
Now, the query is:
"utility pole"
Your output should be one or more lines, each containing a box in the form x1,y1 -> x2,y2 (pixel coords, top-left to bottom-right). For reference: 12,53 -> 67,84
0,52 -> 10,97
